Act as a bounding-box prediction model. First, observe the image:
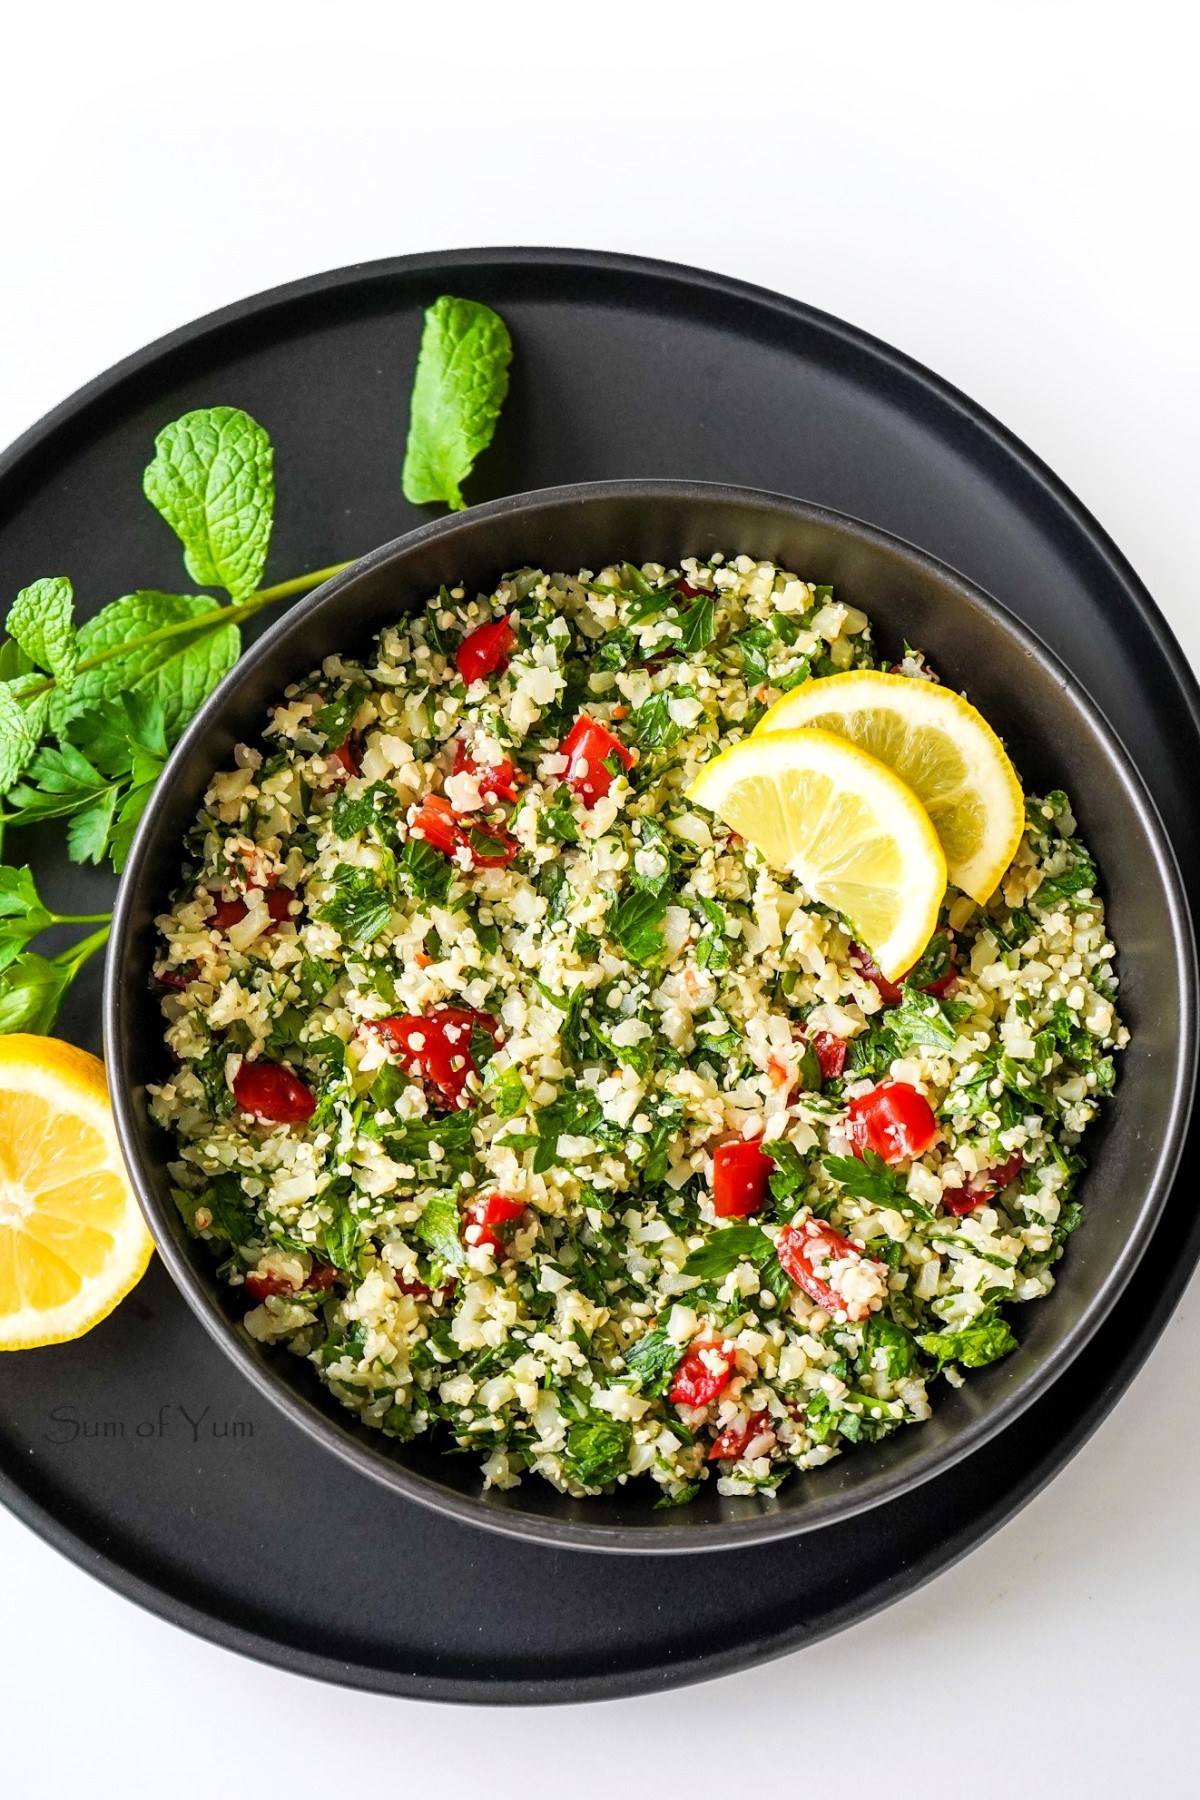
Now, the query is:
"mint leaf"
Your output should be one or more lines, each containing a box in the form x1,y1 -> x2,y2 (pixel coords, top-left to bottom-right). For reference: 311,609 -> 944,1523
52,592 -> 240,741
856,1314 -> 919,1382
402,296 -> 513,511
677,596 -> 715,654
398,836 -> 452,905
0,683 -> 39,792
631,687 -> 696,752
143,407 -> 274,600
6,577 -> 77,683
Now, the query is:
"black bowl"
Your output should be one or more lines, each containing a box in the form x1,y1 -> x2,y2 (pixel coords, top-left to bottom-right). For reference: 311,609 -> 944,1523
106,481 -> 1196,1552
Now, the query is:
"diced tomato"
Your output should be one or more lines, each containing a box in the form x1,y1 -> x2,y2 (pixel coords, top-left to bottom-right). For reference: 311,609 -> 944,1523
850,933 -> 957,1004
452,738 -> 519,805
708,1409 -> 773,1462
712,1139 -> 774,1217
232,1060 -> 316,1125
777,1217 -> 882,1322
559,714 -> 634,807
461,1192 -> 526,1257
810,1029 -> 847,1082
409,794 -> 518,868
210,886 -> 295,932
156,963 -> 195,991
669,1329 -> 736,1409
457,616 -> 516,686
327,739 -> 361,780
395,1273 -> 457,1303
675,577 -> 708,599
943,1151 -> 1025,1215
372,1005 -> 501,1107
244,1261 -> 336,1302
847,1080 -> 939,1163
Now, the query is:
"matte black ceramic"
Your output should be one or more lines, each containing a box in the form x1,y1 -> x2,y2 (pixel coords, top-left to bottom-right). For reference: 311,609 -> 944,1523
106,479 -> 1196,1552
4,247 -> 1199,1696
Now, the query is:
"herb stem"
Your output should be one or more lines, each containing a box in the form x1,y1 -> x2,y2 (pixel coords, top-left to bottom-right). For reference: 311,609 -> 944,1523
59,923 -> 111,970
17,559 -> 355,701
53,912 -> 113,926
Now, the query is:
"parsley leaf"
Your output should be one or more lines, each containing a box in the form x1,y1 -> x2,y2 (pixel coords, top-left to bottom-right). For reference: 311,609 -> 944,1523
486,1064 -> 529,1119
856,1313 -> 919,1381
143,406 -> 274,601
314,685 -> 367,750
681,1225 -> 774,1280
918,1311 -> 1018,1371
401,296 -> 513,512
414,1190 -> 466,1269
398,836 -> 453,904
609,889 -> 669,966
676,596 -> 715,653
623,1321 -> 686,1396
631,686 -> 696,752
564,1416 -> 632,1486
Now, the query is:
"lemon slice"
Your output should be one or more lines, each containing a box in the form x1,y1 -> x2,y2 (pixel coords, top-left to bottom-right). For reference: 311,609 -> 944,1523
0,1036 -> 153,1349
686,728 -> 946,980
756,671 -> 1025,903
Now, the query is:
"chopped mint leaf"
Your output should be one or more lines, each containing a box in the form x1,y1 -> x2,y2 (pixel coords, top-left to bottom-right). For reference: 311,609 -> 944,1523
314,865 -> 393,942
918,1311 -> 1018,1370
609,888 -> 669,966
623,1320 -> 685,1396
564,1415 -> 632,1486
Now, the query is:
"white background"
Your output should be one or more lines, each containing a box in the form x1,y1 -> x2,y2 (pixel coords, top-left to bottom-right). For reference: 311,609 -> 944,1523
2,3 -> 1197,1792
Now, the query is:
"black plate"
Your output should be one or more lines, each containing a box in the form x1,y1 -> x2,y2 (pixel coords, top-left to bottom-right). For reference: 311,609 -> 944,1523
108,480 -> 1194,1552
2,248 -> 1198,1699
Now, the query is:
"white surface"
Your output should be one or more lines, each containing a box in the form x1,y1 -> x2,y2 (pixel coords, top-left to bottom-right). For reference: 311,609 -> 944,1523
2,2 -> 1196,1790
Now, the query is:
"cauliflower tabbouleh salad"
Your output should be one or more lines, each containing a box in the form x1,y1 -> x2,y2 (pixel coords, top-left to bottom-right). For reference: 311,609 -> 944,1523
150,554 -> 1126,1504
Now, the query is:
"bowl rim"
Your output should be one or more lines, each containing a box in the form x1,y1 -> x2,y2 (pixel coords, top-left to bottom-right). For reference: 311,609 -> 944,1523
105,478 -> 1199,1553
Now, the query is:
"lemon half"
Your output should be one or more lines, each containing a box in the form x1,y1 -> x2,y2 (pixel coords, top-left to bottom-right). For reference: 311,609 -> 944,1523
686,727 -> 947,980
0,1036 -> 153,1349
756,670 -> 1024,904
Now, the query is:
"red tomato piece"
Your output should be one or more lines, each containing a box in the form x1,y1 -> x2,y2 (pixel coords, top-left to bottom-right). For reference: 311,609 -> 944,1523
373,1006 -> 501,1107
461,1192 -> 526,1257
559,714 -> 634,807
708,1408 -> 773,1462
457,616 -> 516,686
452,738 -> 519,805
850,933 -> 957,1003
848,942 -> 904,1005
712,1139 -> 774,1217
156,963 -> 195,991
395,1273 -> 457,1303
210,886 -> 295,932
810,1029 -> 847,1082
777,1217 -> 882,1322
847,1080 -> 939,1163
244,1261 -> 336,1302
675,577 -> 708,599
232,1060 -> 316,1125
943,1151 -> 1024,1215
669,1330 -> 736,1409
409,794 -> 518,868
327,739 -> 361,780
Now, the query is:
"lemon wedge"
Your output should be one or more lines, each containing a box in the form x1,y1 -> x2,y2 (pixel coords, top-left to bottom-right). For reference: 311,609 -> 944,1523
0,1036 -> 153,1349
686,728 -> 947,980
756,671 -> 1025,903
